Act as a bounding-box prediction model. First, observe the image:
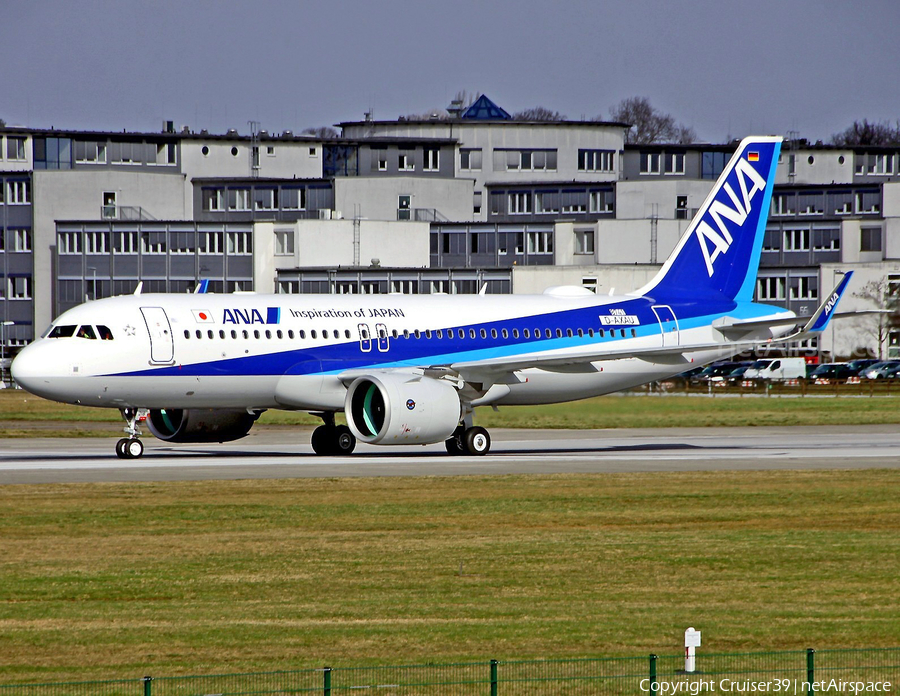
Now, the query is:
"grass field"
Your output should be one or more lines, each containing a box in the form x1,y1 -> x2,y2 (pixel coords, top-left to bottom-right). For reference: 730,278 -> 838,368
3,389 -> 900,438
1,470 -> 899,683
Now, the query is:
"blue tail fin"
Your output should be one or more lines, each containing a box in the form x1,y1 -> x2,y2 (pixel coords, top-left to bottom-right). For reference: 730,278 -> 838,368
638,136 -> 782,302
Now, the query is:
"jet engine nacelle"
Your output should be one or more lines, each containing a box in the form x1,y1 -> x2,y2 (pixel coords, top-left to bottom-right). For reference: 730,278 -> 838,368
345,374 -> 461,445
146,408 -> 260,443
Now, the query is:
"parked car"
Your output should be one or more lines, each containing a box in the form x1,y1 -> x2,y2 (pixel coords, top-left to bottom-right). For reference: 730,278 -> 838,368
859,361 -> 900,380
689,362 -> 746,386
742,357 -> 807,382
808,363 -> 855,384
845,359 -> 881,376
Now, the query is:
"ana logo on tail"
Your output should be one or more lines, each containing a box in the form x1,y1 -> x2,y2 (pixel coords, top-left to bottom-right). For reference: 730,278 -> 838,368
695,155 -> 767,277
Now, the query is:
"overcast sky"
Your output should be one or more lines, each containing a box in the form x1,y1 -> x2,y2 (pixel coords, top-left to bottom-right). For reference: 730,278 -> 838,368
3,0 -> 898,143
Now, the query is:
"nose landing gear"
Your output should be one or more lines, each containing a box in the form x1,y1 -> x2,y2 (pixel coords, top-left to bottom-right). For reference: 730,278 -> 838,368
116,407 -> 146,459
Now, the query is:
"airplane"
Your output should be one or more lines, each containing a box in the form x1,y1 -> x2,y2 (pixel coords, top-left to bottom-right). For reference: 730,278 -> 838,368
11,135 -> 854,459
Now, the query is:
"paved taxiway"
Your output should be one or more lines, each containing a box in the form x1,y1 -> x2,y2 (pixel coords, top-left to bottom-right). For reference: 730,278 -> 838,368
1,425 -> 898,484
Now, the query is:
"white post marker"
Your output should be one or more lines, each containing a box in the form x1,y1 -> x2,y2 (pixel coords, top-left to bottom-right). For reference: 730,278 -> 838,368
684,627 -> 701,673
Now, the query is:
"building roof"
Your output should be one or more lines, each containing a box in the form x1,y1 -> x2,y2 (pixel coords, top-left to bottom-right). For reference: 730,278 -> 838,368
461,95 -> 512,120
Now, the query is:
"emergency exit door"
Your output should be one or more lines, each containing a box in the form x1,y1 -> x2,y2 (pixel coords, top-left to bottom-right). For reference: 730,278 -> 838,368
141,307 -> 174,364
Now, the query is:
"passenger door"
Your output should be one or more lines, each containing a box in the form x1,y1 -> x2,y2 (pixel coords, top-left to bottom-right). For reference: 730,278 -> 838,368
141,306 -> 174,364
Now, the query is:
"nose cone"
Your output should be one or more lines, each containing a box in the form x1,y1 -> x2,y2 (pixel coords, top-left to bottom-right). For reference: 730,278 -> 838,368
11,343 -> 52,397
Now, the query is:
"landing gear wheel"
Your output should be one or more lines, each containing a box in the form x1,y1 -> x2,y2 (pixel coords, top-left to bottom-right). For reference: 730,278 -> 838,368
333,425 -> 356,455
311,425 -> 357,456
116,438 -> 144,459
463,426 -> 491,456
126,439 -> 144,458
445,437 -> 465,455
311,425 -> 333,455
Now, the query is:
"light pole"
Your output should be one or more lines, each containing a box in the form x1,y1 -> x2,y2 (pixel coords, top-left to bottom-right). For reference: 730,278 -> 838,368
1,321 -> 13,388
831,269 -> 845,362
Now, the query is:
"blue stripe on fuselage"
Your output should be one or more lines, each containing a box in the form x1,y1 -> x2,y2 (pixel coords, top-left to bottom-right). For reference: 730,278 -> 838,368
105,296 -> 782,379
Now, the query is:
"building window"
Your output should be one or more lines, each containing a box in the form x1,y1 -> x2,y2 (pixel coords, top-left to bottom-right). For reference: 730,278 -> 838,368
460,148 -> 482,171
199,231 -> 222,254
156,142 -> 177,165
6,137 -> 26,161
102,191 -> 117,219
639,152 -> 661,174
424,147 -> 440,171
855,191 -> 881,214
275,229 -> 295,256
114,231 -> 138,254
701,151 -> 728,179
202,188 -> 224,212
169,230 -> 194,255
140,231 -> 167,254
84,231 -> 109,254
534,191 -> 559,214
75,141 -> 107,164
397,195 -> 411,220
11,228 -> 31,252
589,191 -> 613,213
508,192 -> 532,215
111,141 -> 143,165
757,277 -> 786,301
473,191 -> 482,216
857,153 -> 895,176
790,276 -> 817,301
783,227 -> 810,252
371,147 -> 387,172
664,153 -> 685,175
398,151 -> 415,171
762,228 -> 780,252
7,180 -> 30,205
578,149 -> 614,172
59,231 -> 82,255
226,231 -> 252,255
770,193 -> 795,217
228,189 -> 250,211
495,149 -> 557,172
561,191 -> 587,214
812,227 -> 840,251
281,188 -> 305,210
527,230 -> 553,255
254,188 -> 277,211
7,276 -> 32,299
861,227 -> 883,252
575,229 -> 595,255
797,192 -> 824,215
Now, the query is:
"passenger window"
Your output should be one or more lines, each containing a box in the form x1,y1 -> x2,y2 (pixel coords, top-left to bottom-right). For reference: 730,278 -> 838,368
566,329 -> 573,337
392,329 -> 399,338
577,328 -> 584,338
184,330 -> 190,339
299,330 -> 306,339
265,330 -> 272,339
469,329 -> 476,339
311,330 -> 317,339
458,329 -> 465,339
403,329 -> 410,339
425,329 -> 432,339
276,330 -> 283,339
480,329 -> 486,339
242,330 -> 249,339
288,330 -> 294,339
588,329 -> 594,337
414,329 -> 421,339
254,330 -> 261,339
631,329 -> 636,337
524,329 -> 530,338
76,325 -> 97,340
599,329 -> 605,337
437,329 -> 443,339
97,325 -> 114,340
323,330 -> 330,339
545,329 -> 552,338
513,329 -> 519,338
208,330 -> 214,339
491,329 -> 497,339
196,330 -> 202,339
501,329 -> 508,339
345,329 -> 351,339
219,330 -> 226,339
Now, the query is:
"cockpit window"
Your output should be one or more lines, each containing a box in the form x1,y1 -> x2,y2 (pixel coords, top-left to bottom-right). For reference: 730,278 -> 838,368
97,325 -> 114,340
76,325 -> 97,340
48,325 -> 77,338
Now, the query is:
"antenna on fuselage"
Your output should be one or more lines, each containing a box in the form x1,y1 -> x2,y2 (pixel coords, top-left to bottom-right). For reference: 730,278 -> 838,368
133,282 -> 143,295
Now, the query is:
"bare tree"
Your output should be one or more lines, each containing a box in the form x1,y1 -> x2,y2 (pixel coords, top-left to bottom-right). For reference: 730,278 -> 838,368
851,278 -> 900,359
607,96 -> 695,144
512,106 -> 567,121
301,126 -> 339,139
831,119 -> 900,146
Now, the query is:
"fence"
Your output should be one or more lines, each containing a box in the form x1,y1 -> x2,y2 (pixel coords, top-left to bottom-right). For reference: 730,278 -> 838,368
2,649 -> 898,695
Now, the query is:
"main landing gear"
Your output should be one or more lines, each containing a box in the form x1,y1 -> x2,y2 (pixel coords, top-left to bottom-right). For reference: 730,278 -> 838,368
445,424 -> 491,456
310,412 -> 357,456
116,407 -> 145,459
